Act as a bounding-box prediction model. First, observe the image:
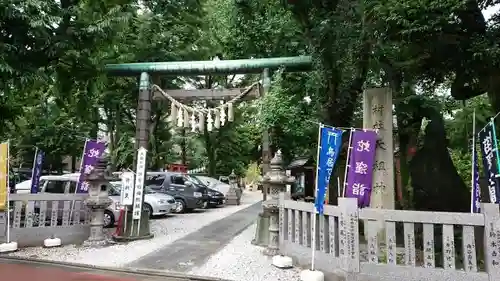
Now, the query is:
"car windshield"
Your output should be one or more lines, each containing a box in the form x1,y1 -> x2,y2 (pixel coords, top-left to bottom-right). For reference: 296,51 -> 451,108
109,184 -> 121,196
186,175 -> 205,186
145,174 -> 165,187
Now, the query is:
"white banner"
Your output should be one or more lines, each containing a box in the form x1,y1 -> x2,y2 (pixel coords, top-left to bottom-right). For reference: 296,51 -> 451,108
132,147 -> 147,219
120,172 -> 134,206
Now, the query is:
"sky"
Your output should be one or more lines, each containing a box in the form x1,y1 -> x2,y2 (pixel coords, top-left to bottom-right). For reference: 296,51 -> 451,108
484,4 -> 500,21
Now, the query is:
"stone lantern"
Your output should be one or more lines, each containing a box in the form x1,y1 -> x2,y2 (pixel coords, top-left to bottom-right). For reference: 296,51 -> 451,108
261,150 -> 294,256
226,170 -> 241,205
83,155 -> 114,246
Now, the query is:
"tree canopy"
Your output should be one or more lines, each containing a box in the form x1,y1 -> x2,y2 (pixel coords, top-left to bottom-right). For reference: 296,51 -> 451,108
2,0 -> 499,211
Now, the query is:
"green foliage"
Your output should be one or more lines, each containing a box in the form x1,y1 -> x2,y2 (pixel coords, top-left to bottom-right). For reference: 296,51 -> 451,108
257,70 -> 319,160
3,0 -> 500,212
450,149 -> 472,188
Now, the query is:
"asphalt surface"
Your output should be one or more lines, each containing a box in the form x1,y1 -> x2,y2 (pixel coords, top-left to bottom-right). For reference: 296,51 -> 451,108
0,257 -> 226,281
127,202 -> 262,272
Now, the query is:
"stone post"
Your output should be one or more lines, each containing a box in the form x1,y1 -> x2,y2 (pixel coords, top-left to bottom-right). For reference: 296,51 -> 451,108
252,68 -> 273,246
226,170 -> 241,205
261,150 -> 294,256
363,88 -> 395,239
261,68 -> 271,201
83,155 -> 113,246
363,87 -> 395,209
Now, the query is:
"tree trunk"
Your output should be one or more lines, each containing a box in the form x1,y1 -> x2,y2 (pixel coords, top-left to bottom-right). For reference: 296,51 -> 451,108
486,69 -> 500,114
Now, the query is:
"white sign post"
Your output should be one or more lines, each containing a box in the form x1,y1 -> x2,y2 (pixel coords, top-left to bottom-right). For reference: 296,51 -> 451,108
120,172 -> 134,206
132,147 -> 147,235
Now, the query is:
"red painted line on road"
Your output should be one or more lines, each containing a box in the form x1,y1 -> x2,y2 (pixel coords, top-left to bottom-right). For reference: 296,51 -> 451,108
0,263 -> 141,281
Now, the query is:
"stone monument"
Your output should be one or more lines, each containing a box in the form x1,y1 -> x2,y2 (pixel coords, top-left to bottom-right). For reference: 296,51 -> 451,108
363,87 -> 395,210
260,150 -> 294,256
362,88 -> 395,239
83,155 -> 114,246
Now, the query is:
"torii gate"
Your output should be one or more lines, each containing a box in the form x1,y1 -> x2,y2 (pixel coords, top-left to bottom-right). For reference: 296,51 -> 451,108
105,56 -> 312,241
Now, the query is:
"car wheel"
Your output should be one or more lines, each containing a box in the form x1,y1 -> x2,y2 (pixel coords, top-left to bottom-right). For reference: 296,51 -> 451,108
173,199 -> 186,213
104,210 -> 115,228
144,203 -> 153,219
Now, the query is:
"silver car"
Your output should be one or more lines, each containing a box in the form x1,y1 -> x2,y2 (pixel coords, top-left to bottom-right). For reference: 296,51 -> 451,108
104,182 -> 176,228
196,175 -> 231,196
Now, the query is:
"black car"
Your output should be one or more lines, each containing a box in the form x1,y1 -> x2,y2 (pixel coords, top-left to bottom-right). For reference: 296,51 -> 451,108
207,188 -> 225,207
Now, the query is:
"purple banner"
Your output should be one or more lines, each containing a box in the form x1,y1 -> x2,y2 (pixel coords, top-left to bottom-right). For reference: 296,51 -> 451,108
471,140 -> 481,213
76,139 -> 106,193
30,149 -> 44,194
345,130 -> 378,207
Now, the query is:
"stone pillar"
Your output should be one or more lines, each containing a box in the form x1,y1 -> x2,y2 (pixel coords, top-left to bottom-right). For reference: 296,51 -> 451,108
252,68 -> 272,246
261,150 -> 294,256
83,156 -> 113,246
363,87 -> 395,210
261,68 -> 271,201
363,88 -> 395,239
115,71 -> 153,241
226,170 -> 241,205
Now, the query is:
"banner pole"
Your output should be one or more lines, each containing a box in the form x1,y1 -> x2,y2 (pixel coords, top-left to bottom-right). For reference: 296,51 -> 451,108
491,118 -> 500,179
6,141 -> 10,243
342,129 -> 354,197
337,177 -> 341,198
471,110 -> 476,213
311,123 -> 323,271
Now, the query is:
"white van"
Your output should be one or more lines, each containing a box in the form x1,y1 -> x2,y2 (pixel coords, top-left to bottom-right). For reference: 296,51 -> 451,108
15,173 -> 81,194
14,173 -> 121,227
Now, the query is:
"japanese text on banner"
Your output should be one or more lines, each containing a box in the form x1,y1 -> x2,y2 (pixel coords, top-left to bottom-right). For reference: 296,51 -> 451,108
315,126 -> 343,214
472,141 -> 481,213
0,142 -> 8,211
345,130 -> 378,207
479,123 -> 500,203
76,140 -> 106,193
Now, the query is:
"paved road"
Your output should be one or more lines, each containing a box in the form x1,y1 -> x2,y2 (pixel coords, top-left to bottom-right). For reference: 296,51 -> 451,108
0,257 -> 221,281
128,202 -> 262,272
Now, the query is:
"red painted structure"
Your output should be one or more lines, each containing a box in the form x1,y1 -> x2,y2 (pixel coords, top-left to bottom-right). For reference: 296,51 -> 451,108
166,164 -> 188,173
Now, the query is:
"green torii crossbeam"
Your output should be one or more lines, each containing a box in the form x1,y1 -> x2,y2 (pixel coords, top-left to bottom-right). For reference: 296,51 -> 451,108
105,56 -> 313,75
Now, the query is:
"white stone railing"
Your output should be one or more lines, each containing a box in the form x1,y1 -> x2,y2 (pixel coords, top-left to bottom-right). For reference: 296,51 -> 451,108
279,193 -> 497,281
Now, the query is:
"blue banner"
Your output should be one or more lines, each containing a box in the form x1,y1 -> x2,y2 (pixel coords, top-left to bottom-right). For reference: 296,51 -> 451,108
479,122 -> 500,203
30,149 -> 44,194
315,125 -> 343,214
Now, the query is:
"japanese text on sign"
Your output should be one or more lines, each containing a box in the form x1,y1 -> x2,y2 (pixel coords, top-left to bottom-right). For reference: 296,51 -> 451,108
132,147 -> 147,219
120,172 -> 134,206
488,223 -> 500,267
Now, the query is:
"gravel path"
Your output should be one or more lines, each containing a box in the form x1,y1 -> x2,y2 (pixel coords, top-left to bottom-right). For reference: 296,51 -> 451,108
188,223 -> 302,281
7,191 -> 263,267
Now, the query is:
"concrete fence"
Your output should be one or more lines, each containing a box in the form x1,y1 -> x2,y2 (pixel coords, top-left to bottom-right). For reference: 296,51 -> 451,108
278,193 -> 499,281
0,193 -> 90,247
